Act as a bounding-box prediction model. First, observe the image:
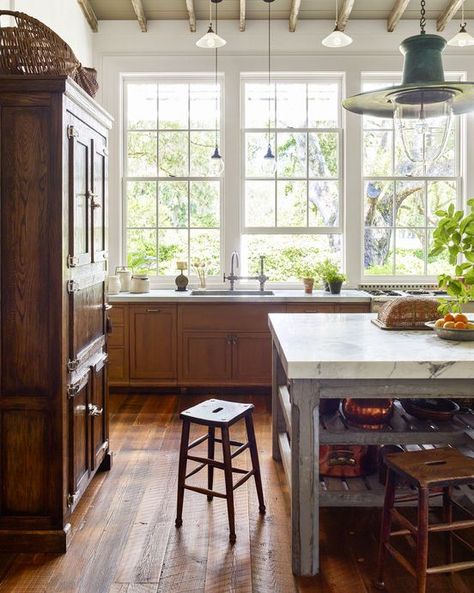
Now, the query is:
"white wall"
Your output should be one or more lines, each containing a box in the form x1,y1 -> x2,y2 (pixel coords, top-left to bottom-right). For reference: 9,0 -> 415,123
92,18 -> 474,285
0,0 -> 93,64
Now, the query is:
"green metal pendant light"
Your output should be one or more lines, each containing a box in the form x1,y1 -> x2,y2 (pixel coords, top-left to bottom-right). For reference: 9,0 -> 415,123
343,0 -> 474,164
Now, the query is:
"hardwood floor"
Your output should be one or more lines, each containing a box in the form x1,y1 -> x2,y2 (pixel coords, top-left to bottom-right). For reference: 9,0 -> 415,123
0,393 -> 472,593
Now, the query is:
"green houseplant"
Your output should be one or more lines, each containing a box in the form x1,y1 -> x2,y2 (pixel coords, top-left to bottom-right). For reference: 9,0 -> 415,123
430,198 -> 474,314
294,264 -> 316,294
315,259 -> 345,293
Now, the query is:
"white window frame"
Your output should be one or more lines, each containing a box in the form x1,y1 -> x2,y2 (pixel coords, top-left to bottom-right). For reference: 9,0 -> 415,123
122,74 -> 225,284
240,73 -> 345,237
360,71 -> 465,283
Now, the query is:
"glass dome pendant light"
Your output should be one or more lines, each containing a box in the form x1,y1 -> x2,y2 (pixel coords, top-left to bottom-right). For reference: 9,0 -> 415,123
343,0 -> 474,165
322,0 -> 353,48
196,0 -> 226,49
262,0 -> 276,176
448,1 -> 474,47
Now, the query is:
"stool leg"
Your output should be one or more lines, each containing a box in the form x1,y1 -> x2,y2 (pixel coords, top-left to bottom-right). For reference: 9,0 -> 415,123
245,414 -> 266,514
207,426 -> 215,501
175,419 -> 190,528
221,426 -> 236,544
443,486 -> 453,571
375,469 -> 396,590
416,487 -> 429,593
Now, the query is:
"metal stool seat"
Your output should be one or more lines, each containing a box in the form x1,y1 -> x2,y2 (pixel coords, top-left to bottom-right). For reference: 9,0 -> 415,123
376,447 -> 474,593
175,398 -> 266,543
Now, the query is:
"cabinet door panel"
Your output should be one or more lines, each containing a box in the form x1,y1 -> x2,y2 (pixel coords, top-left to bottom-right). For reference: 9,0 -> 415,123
90,353 -> 108,470
91,135 -> 107,262
68,372 -> 91,500
130,306 -> 177,380
68,118 -> 93,267
70,281 -> 105,361
108,347 -> 128,383
232,333 -> 272,385
181,333 -> 231,383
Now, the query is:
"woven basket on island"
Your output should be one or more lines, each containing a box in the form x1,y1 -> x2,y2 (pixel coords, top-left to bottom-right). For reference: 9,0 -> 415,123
374,297 -> 440,330
0,10 -> 98,97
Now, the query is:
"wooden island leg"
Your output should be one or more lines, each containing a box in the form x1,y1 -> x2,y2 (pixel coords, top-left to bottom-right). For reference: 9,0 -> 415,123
290,379 -> 320,576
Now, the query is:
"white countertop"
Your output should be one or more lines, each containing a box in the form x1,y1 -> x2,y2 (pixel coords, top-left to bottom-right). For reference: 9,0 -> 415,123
108,289 -> 371,304
269,313 -> 474,380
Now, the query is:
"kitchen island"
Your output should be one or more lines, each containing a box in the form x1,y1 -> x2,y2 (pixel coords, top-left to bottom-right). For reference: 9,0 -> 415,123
269,313 -> 474,576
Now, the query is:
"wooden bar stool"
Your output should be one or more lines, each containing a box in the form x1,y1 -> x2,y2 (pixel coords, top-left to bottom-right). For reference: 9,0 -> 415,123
376,447 -> 474,593
175,399 -> 266,543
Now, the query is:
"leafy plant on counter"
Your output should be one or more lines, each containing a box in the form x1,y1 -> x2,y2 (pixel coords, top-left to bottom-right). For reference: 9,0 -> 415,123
429,198 -> 474,314
315,259 -> 344,283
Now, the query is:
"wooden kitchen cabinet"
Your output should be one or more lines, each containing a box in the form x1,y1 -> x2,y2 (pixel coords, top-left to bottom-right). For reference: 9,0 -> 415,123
0,76 -> 112,552
181,332 -> 232,383
232,333 -> 273,385
108,305 -> 129,385
130,305 -> 177,381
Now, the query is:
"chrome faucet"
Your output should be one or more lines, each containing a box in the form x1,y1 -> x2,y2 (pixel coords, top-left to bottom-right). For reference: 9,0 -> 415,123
224,253 -> 268,292
223,251 -> 240,290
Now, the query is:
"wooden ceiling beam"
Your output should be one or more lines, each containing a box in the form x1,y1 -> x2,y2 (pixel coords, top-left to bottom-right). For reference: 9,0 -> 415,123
240,0 -> 246,32
131,0 -> 147,32
437,0 -> 464,32
77,0 -> 98,33
337,0 -> 356,31
185,0 -> 197,33
289,0 -> 302,33
387,0 -> 411,32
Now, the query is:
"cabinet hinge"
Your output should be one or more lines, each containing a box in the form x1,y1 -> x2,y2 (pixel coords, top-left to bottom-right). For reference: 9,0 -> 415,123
102,440 -> 109,451
67,383 -> 80,398
67,280 -> 79,294
66,492 -> 78,508
67,125 -> 78,139
67,255 -> 79,268
67,358 -> 80,372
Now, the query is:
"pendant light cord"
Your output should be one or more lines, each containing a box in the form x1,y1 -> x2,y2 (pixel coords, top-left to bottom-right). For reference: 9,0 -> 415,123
420,0 -> 426,34
215,1 -> 218,148
267,0 -> 271,144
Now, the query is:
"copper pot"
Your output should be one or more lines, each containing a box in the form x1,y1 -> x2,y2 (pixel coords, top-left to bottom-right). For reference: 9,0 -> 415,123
342,398 -> 393,429
320,445 -> 379,478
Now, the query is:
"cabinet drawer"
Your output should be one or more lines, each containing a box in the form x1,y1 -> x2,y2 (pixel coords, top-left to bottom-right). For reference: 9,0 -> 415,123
336,303 -> 371,313
109,305 -> 125,326
179,304 -> 285,332
108,325 -> 124,347
286,303 -> 336,313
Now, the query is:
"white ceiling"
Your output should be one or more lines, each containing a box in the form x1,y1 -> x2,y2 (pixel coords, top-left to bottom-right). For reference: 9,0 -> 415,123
88,1 -> 474,23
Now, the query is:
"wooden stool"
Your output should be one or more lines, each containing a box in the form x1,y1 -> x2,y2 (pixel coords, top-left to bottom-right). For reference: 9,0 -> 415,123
175,399 -> 266,543
376,447 -> 474,593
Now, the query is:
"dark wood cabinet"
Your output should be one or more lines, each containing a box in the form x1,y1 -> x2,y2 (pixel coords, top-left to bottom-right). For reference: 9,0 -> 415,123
0,76 -> 113,552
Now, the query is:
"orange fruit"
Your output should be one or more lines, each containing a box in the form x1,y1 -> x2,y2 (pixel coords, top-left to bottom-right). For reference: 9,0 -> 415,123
434,319 -> 445,328
444,313 -> 455,322
454,321 -> 467,330
443,321 -> 455,329
454,313 -> 468,324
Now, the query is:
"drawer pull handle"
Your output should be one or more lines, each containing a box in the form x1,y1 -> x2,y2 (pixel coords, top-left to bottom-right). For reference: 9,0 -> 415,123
146,308 -> 161,313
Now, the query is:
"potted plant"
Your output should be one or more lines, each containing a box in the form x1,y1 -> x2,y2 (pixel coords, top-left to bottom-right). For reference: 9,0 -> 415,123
294,263 -> 316,293
325,269 -> 346,295
430,199 -> 474,314
315,259 -> 342,292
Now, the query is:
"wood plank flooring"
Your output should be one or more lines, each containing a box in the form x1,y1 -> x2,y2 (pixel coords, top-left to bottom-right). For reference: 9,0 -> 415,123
0,393 -> 472,593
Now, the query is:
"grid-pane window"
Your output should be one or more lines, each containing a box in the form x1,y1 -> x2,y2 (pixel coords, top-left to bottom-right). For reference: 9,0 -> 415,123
124,79 -> 222,277
241,78 -> 343,282
362,76 -> 461,277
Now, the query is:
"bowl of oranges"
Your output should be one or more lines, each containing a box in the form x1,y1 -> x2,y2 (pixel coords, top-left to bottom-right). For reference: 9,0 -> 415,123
425,313 -> 474,341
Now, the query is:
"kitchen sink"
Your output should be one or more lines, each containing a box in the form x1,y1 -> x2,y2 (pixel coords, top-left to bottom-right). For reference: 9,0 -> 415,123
191,289 -> 274,296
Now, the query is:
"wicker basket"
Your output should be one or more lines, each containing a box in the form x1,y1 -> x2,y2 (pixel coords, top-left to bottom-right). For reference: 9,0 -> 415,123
376,297 -> 439,329
0,11 -> 98,97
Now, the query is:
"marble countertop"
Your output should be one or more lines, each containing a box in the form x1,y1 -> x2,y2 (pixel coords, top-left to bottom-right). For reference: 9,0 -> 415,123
269,313 -> 474,380
108,289 -> 371,304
